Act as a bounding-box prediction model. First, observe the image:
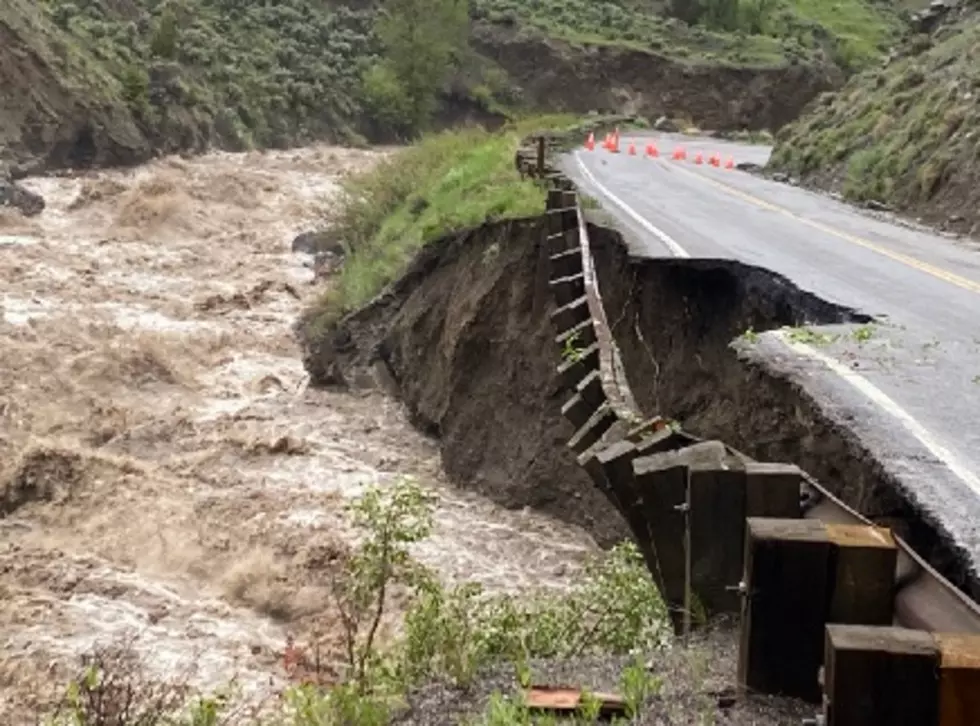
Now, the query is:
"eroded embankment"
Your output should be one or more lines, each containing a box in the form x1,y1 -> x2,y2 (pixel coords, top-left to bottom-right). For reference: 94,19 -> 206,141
301,218 -> 628,549
302,188 -> 978,602
588,225 -> 978,595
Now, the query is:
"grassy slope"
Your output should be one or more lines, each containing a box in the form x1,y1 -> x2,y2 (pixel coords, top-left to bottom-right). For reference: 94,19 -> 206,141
769,13 -> 980,222
32,0 -> 377,148
474,0 -> 904,69
304,114 -> 583,337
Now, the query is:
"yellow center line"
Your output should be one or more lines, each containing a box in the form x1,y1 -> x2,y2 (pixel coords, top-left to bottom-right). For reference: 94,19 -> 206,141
661,160 -> 980,296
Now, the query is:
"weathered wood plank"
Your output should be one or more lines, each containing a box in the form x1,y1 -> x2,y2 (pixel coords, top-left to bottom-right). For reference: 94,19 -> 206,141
824,624 -> 938,726
937,633 -> 980,726
556,343 -> 600,391
550,295 -> 589,333
688,464 -> 746,615
567,404 -> 616,455
826,524 -> 897,626
554,319 -> 596,349
549,246 -> 583,279
739,518 -> 831,703
549,272 -> 586,307
744,461 -> 803,519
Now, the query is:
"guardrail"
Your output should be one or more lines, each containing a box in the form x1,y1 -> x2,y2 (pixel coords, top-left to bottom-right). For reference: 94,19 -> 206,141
519,134 -> 980,724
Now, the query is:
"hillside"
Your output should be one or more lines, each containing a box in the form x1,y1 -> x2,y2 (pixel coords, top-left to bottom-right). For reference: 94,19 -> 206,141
1,0 -> 908,172
768,2 -> 980,232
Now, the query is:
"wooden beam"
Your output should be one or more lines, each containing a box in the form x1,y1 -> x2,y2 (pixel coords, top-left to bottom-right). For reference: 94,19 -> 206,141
556,343 -> 599,391
744,461 -> 803,519
826,524 -> 897,626
937,634 -> 980,726
739,518 -> 831,703
823,624 -> 938,726
554,319 -> 596,349
688,462 -> 746,615
739,520 -> 899,702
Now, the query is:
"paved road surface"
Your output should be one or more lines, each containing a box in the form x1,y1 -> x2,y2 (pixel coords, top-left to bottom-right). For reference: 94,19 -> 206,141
565,132 -> 980,573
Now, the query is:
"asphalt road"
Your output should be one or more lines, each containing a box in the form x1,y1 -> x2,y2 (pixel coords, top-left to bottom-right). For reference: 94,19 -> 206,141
565,132 -> 980,574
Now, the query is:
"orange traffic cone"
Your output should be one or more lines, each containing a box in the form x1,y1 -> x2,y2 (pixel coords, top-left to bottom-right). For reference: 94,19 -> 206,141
627,142 -> 637,156
646,143 -> 659,158
694,152 -> 704,165
602,133 -> 611,150
709,153 -> 720,167
610,134 -> 620,153
725,157 -> 735,170
672,146 -> 686,161
585,132 -> 595,151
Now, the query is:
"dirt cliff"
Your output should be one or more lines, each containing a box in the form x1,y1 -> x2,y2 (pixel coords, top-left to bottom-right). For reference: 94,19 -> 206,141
299,217 -> 628,548
0,3 -> 150,170
472,25 -> 843,131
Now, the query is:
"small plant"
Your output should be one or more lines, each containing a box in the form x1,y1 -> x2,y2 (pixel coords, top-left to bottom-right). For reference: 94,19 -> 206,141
785,325 -> 838,346
562,331 -> 585,363
851,324 -> 875,343
620,656 -> 662,720
579,688 -> 603,723
739,327 -> 760,344
330,477 -> 436,691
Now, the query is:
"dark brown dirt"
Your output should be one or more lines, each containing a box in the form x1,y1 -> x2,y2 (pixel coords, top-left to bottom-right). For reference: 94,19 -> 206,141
300,217 -> 628,548
587,222 -> 978,596
472,24 -> 843,132
0,11 -> 150,171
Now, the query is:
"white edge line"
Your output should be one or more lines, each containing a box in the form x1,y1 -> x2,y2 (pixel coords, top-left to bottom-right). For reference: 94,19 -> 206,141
773,330 -> 980,497
573,152 -> 690,259
572,148 -> 980,499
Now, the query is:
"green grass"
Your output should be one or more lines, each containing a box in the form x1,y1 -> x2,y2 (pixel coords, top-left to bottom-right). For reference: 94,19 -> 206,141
33,0 -> 378,148
309,115 -> 578,328
472,0 -> 903,69
769,15 -> 980,214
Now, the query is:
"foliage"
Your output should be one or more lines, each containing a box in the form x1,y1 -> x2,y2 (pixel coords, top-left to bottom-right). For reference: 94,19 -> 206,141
304,116 -> 577,334
35,0 -> 378,147
331,479 -> 436,690
769,16 -> 980,218
473,0 -> 902,70
373,0 -> 470,134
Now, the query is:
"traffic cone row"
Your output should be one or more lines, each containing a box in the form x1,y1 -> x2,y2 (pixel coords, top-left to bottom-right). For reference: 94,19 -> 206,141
584,133 -> 734,169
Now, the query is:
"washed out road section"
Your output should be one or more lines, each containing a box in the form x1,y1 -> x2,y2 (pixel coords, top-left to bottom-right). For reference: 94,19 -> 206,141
566,132 -> 980,575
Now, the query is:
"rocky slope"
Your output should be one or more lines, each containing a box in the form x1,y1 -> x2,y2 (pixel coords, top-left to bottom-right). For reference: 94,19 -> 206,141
767,1 -> 980,233
2,0 -> 906,173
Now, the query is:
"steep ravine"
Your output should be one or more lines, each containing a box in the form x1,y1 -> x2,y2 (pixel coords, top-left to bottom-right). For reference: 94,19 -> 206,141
303,212 -> 979,601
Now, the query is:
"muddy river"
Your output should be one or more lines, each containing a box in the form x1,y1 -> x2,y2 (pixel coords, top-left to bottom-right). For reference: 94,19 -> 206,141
0,146 -> 597,721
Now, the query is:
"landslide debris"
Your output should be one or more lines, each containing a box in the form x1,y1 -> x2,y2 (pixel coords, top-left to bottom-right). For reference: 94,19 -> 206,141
767,2 -> 980,232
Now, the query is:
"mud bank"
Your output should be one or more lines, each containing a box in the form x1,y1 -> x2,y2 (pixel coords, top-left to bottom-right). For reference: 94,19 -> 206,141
300,218 -> 627,548
588,225 -> 978,595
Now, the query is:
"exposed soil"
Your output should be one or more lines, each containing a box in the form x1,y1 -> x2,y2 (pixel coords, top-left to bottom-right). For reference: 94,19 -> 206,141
0,148 -> 600,723
587,223 -> 978,596
301,217 -> 629,550
472,24 -> 843,132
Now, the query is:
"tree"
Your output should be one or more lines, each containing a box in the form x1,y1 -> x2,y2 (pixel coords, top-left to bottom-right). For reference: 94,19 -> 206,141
374,0 -> 469,133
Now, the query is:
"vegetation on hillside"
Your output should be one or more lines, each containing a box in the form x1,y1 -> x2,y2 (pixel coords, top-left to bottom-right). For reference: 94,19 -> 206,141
303,115 -> 586,338
474,0 -> 904,70
768,11 -> 980,224
41,478 -> 670,725
9,0 -> 905,165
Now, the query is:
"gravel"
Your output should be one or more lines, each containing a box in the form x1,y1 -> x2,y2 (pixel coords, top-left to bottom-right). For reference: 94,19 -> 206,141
393,625 -> 815,725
